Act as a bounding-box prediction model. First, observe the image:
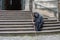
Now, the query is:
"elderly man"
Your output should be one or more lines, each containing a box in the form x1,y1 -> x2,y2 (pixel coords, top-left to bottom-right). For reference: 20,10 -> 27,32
34,12 -> 43,31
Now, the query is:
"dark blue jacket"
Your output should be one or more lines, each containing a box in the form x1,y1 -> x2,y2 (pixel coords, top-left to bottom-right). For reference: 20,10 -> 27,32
34,12 -> 43,31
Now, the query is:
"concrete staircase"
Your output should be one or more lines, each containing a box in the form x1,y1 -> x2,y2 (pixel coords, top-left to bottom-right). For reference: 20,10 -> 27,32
41,17 -> 60,32
0,11 -> 59,33
0,11 -> 35,33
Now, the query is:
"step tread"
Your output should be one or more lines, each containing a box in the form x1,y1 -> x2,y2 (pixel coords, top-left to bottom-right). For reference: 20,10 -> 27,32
0,25 -> 34,28
0,25 -> 33,26
42,26 -> 60,29
0,22 -> 34,24
41,29 -> 60,32
0,31 -> 36,33
0,11 -> 33,20
44,19 -> 57,21
0,28 -> 34,30
0,20 -> 32,21
0,29 -> 60,33
43,24 -> 60,26
44,21 -> 60,24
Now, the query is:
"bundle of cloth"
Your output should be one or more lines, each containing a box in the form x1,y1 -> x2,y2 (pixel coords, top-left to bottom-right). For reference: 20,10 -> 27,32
34,12 -> 44,31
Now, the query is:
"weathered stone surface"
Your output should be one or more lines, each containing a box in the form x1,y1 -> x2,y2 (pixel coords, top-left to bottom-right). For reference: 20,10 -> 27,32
0,33 -> 60,40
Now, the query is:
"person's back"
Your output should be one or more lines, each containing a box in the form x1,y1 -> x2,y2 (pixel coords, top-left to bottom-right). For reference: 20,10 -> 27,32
34,12 -> 43,31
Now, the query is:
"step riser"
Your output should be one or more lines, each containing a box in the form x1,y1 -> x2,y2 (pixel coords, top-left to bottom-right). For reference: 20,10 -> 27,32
0,24 -> 33,25
44,23 -> 59,24
0,26 -> 34,28
0,18 -> 32,19
0,28 -> 34,31
0,31 -> 35,33
0,30 -> 34,31
44,22 -> 60,24
0,20 -> 32,22
0,22 -> 34,25
42,28 -> 60,30
43,25 -> 60,27
43,20 -> 57,22
43,24 -> 60,26
0,11 -> 33,20
0,23 -> 33,25
0,25 -> 33,27
0,11 -> 35,33
0,11 -> 59,33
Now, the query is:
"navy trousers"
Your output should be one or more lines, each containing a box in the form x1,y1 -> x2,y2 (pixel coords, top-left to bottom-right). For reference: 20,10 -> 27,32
35,22 -> 42,31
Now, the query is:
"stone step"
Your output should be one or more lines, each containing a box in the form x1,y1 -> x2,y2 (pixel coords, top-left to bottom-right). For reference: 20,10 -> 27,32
42,26 -> 60,30
0,11 -> 32,14
0,31 -> 36,33
43,18 -> 48,20
0,11 -> 35,33
43,24 -> 60,26
0,16 -> 32,18
0,11 -> 32,12
0,26 -> 33,28
0,17 -> 32,19
0,18 -> 32,19
0,22 -> 34,25
0,29 -> 60,33
0,28 -> 34,31
43,19 -> 57,22
0,15 -> 32,17
0,19 -> 32,22
0,25 -> 34,28
43,17 -> 48,19
0,14 -> 32,16
41,29 -> 60,33
44,21 -> 60,24
0,18 -> 32,20
0,13 -> 32,15
0,11 -> 33,20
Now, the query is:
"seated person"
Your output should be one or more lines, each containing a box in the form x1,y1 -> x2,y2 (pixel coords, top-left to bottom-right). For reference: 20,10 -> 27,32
34,12 -> 43,31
